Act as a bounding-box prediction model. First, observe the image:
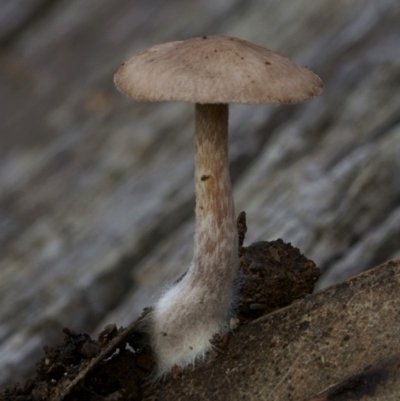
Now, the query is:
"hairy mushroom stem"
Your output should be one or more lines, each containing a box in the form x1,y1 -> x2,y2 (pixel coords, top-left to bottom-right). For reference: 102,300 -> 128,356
148,103 -> 238,376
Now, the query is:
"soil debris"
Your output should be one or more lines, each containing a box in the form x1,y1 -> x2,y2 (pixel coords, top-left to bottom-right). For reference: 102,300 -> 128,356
238,239 -> 320,320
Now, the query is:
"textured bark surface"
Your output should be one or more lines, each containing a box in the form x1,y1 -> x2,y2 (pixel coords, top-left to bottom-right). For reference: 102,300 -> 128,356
0,0 -> 399,387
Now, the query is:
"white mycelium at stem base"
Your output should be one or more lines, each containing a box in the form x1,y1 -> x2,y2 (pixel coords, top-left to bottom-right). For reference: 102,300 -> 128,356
148,103 -> 238,376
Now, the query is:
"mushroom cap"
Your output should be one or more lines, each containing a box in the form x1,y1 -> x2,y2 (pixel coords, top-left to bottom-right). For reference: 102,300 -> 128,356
114,36 -> 323,105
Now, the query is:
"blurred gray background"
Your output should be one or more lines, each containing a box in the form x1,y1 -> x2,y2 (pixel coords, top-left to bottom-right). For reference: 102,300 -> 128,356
0,0 -> 399,386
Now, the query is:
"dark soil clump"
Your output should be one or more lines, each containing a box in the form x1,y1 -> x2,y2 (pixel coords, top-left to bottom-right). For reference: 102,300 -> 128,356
0,320 -> 153,401
238,239 -> 320,320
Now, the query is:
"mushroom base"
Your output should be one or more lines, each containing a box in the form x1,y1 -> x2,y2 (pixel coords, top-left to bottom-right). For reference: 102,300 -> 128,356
148,273 -> 232,376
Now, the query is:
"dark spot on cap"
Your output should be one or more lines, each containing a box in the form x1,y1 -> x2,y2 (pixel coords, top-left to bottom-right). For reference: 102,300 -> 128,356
214,49 -> 218,52
121,62 -> 125,66
241,57 -> 244,60
265,61 -> 271,65
202,36 -> 207,39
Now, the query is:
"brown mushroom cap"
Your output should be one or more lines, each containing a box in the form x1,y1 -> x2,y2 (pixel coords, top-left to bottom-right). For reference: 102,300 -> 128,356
114,36 -> 323,105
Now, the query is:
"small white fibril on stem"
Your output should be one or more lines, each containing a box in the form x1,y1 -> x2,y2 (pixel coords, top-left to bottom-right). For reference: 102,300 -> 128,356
149,103 -> 238,376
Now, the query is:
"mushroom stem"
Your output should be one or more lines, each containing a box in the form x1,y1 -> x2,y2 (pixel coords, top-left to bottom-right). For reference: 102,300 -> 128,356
148,103 -> 238,376
193,103 -> 238,288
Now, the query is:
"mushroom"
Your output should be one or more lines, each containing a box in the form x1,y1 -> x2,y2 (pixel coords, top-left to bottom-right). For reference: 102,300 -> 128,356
114,35 -> 323,376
